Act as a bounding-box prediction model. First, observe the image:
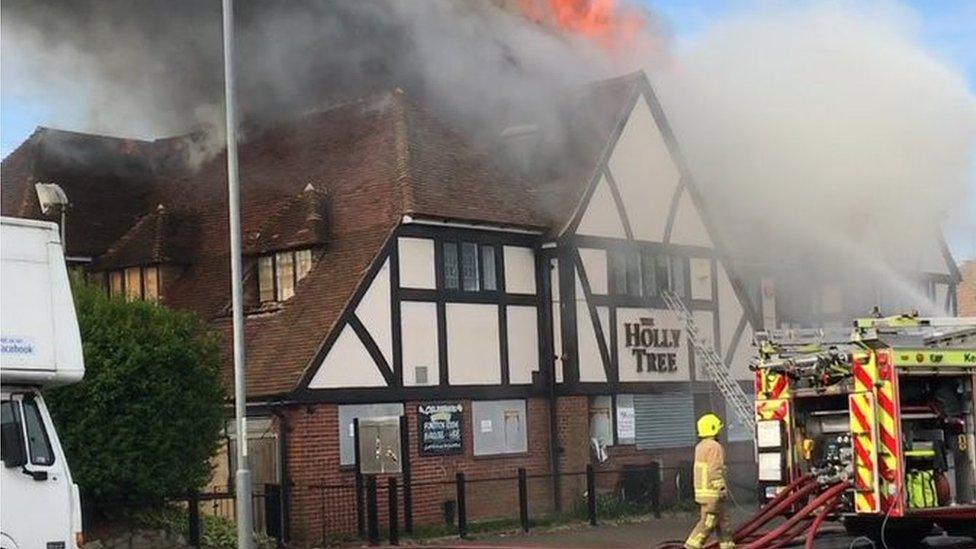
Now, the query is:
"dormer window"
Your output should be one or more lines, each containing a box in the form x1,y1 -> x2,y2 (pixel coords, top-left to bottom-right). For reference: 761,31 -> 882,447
258,249 -> 313,302
101,266 -> 160,302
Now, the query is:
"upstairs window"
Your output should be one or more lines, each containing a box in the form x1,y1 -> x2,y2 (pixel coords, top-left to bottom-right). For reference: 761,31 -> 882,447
258,249 -> 313,302
610,249 -> 689,299
104,266 -> 160,302
442,241 -> 497,292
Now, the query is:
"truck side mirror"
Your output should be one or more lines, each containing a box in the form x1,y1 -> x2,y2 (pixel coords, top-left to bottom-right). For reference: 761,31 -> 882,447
1,419 -> 28,468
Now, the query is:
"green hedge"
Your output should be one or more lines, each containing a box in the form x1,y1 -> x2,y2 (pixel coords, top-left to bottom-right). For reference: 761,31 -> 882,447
49,281 -> 226,508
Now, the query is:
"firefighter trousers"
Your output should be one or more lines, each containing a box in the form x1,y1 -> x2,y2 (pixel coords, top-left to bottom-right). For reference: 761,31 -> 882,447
684,500 -> 733,549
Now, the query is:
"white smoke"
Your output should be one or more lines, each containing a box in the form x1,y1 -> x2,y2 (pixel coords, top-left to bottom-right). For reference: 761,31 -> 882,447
650,3 -> 976,317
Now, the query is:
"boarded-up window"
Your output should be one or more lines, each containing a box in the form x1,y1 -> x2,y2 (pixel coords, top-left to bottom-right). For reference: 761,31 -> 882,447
109,270 -> 125,297
258,256 -> 275,303
472,399 -> 527,456
276,251 -> 295,300
143,266 -> 160,302
124,267 -> 142,301
258,249 -> 313,303
295,249 -> 313,280
338,403 -> 404,466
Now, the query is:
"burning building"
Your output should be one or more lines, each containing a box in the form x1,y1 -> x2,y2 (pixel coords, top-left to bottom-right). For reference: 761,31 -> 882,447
2,67 -> 961,542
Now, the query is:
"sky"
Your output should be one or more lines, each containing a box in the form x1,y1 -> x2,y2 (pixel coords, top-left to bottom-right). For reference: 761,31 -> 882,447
1,0 -> 974,258
647,0 -> 976,261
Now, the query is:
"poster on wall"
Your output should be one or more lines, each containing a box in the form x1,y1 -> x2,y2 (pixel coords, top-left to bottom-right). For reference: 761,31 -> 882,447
616,404 -> 636,440
418,402 -> 463,455
617,308 -> 690,382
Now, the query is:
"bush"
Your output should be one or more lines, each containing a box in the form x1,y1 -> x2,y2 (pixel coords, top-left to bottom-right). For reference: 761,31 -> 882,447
135,506 -> 275,549
48,281 -> 226,508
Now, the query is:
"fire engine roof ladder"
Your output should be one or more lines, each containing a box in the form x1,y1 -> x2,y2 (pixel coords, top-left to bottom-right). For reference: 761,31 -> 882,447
662,289 -> 756,434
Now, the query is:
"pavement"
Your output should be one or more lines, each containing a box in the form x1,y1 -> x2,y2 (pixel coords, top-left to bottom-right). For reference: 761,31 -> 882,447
404,505 -> 976,549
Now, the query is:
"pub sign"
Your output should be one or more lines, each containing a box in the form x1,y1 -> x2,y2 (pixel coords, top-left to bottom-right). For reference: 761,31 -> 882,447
616,308 -> 690,382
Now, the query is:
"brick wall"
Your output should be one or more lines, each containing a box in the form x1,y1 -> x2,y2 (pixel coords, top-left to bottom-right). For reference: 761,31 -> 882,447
279,395 -> 758,545
959,261 -> 976,316
282,398 -> 556,546
554,396 -> 589,509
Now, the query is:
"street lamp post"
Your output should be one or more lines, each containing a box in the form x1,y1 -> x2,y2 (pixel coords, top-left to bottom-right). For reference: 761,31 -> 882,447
220,0 -> 254,547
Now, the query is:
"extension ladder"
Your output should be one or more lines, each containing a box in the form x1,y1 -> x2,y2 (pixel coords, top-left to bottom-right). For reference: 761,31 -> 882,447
662,289 -> 756,433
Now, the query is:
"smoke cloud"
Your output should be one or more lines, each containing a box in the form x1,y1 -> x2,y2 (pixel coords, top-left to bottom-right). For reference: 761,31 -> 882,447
652,3 -> 976,317
3,1 -> 974,317
1,0 -> 658,160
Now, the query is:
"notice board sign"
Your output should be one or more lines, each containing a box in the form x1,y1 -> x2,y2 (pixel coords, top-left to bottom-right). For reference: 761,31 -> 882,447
418,402 -> 463,455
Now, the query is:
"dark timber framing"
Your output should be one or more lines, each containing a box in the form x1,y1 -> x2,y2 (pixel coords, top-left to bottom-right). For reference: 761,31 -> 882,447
292,223 -> 547,403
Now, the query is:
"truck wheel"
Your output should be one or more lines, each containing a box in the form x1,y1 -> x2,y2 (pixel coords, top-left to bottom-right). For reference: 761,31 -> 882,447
939,519 -> 976,539
843,516 -> 933,548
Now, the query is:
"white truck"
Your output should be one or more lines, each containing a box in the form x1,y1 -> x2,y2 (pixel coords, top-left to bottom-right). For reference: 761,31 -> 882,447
1,216 -> 85,549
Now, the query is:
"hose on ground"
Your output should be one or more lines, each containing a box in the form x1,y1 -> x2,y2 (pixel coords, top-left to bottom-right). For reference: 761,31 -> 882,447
805,496 -> 840,549
740,481 -> 851,549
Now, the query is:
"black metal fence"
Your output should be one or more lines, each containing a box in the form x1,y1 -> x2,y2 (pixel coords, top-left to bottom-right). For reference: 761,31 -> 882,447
82,461 -> 755,547
282,462 -> 724,547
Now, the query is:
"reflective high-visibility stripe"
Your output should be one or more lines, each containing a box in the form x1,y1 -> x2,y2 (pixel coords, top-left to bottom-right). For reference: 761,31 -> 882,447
694,462 -> 722,500
875,350 -> 902,515
849,387 -> 880,514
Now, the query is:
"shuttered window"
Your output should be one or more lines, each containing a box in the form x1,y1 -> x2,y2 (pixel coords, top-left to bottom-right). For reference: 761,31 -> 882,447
634,389 -> 696,450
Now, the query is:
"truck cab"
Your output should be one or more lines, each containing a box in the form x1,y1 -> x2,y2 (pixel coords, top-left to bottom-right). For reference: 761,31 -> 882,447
1,217 -> 85,549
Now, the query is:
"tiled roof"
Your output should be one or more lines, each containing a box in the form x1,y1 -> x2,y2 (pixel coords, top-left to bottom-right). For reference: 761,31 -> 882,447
245,184 -> 329,255
0,128 -> 161,257
92,204 -> 199,270
0,77 -> 643,399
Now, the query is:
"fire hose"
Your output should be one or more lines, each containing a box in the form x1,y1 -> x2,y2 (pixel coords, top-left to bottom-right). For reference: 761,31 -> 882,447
655,478 -> 851,549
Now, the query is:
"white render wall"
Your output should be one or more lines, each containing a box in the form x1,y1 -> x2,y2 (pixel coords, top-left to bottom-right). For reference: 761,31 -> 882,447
576,175 -> 628,239
401,301 -> 439,386
506,305 -> 539,384
504,246 -> 537,294
309,325 -> 387,388
446,303 -> 501,385
398,237 -> 436,289
355,258 -> 392,364
607,99 -> 680,242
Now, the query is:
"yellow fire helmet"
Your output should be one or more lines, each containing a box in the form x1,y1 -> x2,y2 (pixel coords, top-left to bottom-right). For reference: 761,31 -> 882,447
697,413 -> 724,438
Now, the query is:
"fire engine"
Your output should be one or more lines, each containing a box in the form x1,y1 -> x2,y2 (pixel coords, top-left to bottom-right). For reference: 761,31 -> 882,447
752,314 -> 976,545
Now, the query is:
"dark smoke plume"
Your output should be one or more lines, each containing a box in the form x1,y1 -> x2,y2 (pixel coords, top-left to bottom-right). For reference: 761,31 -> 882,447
2,0 -> 651,160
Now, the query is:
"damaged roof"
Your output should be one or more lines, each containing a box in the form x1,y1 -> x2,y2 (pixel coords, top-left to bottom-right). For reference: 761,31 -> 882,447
3,84 -> 600,398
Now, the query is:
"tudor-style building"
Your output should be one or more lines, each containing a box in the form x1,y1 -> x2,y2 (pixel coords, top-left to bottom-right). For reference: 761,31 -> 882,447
1,71 -> 960,544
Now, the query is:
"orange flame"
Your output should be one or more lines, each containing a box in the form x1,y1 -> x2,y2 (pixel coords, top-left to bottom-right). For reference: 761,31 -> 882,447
517,0 -> 649,52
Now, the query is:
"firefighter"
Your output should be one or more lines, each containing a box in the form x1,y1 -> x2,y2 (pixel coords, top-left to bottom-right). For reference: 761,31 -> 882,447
684,413 -> 734,549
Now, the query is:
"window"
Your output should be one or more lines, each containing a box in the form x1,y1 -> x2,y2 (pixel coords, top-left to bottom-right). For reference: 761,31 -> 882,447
610,249 -> 690,299
461,242 -> 480,291
472,399 -> 528,456
1,399 -> 54,467
22,398 -> 53,466
105,266 -> 159,302
442,241 -> 499,293
257,249 -> 314,302
641,253 -> 658,297
1,401 -> 21,465
610,249 -> 642,297
338,403 -> 404,466
444,243 -> 460,290
481,246 -> 497,291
